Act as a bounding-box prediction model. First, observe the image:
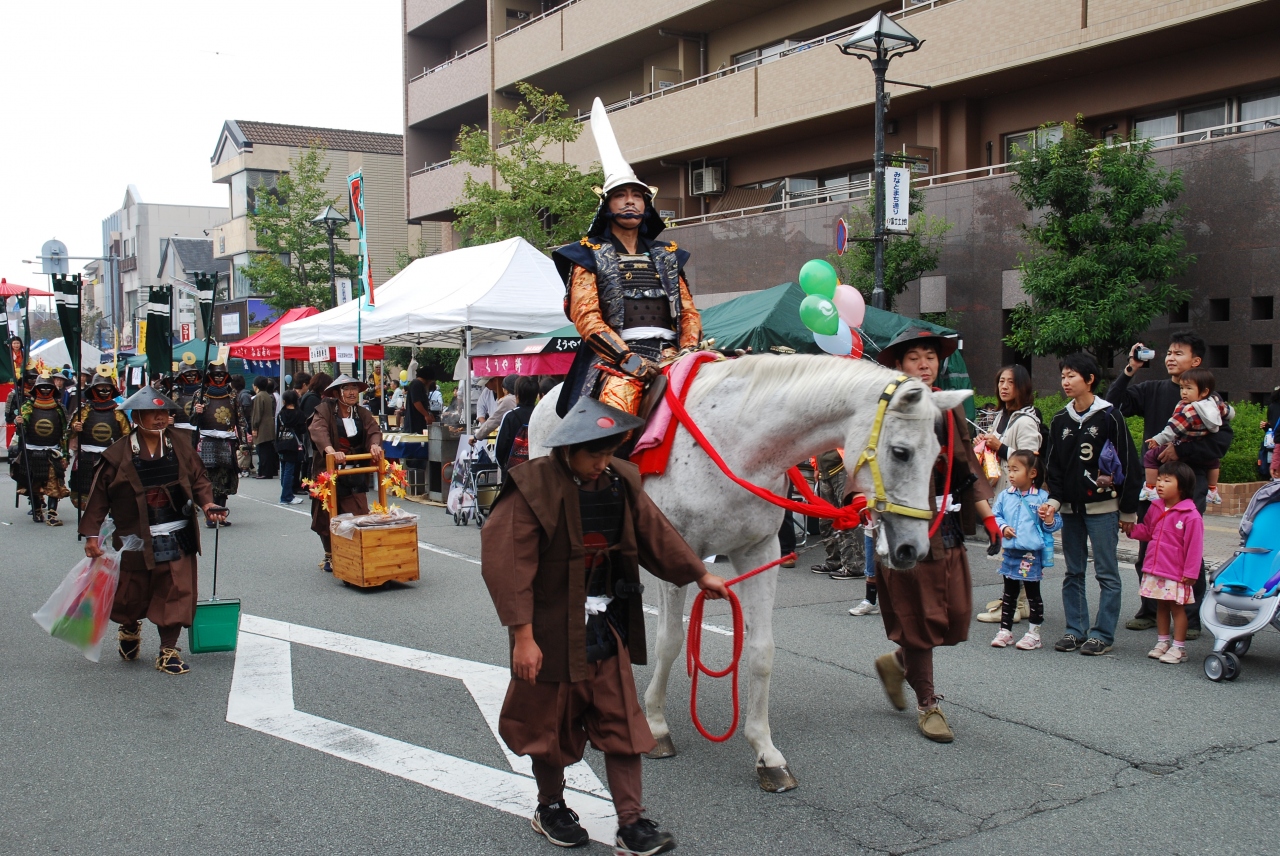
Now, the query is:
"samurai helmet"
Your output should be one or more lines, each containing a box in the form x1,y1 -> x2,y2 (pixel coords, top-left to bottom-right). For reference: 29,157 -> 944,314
178,352 -> 201,383
32,371 -> 58,395
205,358 -> 230,383
326,373 -> 368,394
585,98 -> 666,240
544,397 -> 644,449
120,387 -> 181,413
89,365 -> 118,399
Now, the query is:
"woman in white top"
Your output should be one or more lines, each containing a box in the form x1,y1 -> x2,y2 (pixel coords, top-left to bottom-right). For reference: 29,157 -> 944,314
976,364 -> 1043,623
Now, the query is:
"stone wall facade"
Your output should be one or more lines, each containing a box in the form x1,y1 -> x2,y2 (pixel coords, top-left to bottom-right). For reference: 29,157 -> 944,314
669,126 -> 1280,403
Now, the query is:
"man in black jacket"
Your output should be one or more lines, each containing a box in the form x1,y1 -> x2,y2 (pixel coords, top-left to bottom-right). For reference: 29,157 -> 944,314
1106,332 -> 1230,635
1040,353 -> 1142,656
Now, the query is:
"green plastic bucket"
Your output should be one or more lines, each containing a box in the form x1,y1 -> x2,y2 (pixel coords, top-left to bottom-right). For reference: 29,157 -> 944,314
189,598 -> 241,653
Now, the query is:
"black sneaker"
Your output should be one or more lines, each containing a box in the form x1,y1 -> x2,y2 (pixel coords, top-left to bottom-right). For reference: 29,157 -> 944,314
615,818 -> 675,856
1053,633 -> 1081,652
531,801 -> 589,848
810,563 -> 840,574
1079,638 -> 1113,656
829,568 -> 865,580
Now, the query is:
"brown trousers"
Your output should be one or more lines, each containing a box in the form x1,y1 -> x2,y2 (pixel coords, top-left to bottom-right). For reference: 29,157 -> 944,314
112,552 -> 198,639
311,492 -> 369,552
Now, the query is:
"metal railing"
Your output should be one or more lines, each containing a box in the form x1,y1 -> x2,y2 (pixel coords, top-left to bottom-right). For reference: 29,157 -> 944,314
666,178 -> 872,228
916,112 -> 1280,188
411,158 -> 457,177
571,0 -> 965,122
495,0 -> 584,40
409,42 -> 488,83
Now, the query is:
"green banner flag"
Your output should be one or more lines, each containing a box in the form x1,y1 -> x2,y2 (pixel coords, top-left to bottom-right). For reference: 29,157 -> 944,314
194,272 -> 217,342
0,306 -> 14,384
145,285 -> 173,379
53,274 -> 83,376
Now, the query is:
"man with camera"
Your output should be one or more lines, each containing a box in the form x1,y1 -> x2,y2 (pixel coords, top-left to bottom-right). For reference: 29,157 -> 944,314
1106,333 -> 1233,637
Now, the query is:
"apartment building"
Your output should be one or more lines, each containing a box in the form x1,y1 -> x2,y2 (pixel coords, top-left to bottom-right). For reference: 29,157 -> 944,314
100,185 -> 230,350
404,0 -> 1280,399
209,120 -> 443,339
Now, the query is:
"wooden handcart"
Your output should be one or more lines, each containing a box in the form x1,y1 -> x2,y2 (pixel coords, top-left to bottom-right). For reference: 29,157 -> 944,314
326,452 -> 420,588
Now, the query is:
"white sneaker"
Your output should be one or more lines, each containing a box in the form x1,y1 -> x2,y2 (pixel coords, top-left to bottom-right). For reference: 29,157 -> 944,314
1139,484 -> 1158,502
1206,488 -> 1222,505
849,599 -> 880,616
991,629 -> 1015,648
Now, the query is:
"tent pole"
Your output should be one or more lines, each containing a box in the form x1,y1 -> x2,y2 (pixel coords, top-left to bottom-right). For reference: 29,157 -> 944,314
463,327 -> 472,439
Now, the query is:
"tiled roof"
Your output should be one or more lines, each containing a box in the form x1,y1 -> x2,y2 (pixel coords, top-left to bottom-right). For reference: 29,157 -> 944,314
233,120 -> 403,155
157,237 -> 231,278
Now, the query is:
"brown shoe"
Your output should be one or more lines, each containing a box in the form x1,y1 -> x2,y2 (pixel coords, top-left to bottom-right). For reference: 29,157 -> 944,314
917,706 -> 954,743
780,558 -> 796,568
874,653 -> 907,711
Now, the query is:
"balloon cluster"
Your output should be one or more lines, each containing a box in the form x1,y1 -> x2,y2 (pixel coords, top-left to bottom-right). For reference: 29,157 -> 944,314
798,260 -> 865,358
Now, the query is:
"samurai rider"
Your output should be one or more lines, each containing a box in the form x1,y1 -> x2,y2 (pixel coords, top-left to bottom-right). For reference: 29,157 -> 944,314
481,397 -> 728,855
552,97 -> 701,421
308,375 -> 383,574
191,358 -> 241,522
67,366 -> 131,510
172,352 -> 203,443
79,388 -> 227,675
869,329 -> 1002,743
13,372 -> 72,525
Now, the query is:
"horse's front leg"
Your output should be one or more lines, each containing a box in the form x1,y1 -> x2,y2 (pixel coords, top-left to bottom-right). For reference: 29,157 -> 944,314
730,538 -> 799,793
643,579 -> 687,759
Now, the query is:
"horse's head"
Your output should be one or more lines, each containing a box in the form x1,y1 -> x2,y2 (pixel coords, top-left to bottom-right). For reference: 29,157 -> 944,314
845,378 -> 972,570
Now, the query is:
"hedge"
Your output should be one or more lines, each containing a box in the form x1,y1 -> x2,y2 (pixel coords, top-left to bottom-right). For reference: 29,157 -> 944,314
972,392 -> 1266,484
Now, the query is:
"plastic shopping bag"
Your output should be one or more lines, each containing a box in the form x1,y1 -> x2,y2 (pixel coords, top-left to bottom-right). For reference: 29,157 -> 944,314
32,520 -> 142,662
974,438 -> 1001,485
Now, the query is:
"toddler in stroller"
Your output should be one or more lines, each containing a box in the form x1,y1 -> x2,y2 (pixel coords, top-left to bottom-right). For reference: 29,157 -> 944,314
1199,480 -> 1280,681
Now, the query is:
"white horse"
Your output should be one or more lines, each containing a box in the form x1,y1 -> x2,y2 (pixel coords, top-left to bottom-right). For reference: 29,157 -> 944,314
529,354 -> 970,792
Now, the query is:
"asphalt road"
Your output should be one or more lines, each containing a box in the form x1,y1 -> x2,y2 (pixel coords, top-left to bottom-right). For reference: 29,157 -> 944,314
2,474 -> 1277,856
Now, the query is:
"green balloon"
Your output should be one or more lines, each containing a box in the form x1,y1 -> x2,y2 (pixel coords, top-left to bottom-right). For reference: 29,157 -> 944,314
799,294 -> 840,336
799,259 -> 838,299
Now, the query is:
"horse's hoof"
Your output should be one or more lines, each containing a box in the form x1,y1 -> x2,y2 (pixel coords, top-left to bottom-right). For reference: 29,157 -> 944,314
757,763 -> 798,793
646,735 -> 678,759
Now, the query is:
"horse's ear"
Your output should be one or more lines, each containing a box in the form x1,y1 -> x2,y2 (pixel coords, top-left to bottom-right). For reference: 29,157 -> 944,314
931,390 -> 973,413
889,385 -> 923,410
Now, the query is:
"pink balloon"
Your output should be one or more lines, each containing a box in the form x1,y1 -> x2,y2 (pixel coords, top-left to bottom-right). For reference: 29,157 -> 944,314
833,285 -> 866,328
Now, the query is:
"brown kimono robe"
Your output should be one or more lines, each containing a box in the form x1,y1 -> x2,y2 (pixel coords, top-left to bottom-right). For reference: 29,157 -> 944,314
78,432 -> 214,629
481,454 -> 705,765
308,398 -> 383,551
877,406 -> 994,650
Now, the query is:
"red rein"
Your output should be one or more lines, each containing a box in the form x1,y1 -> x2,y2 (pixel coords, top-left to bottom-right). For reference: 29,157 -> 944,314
686,553 -> 795,742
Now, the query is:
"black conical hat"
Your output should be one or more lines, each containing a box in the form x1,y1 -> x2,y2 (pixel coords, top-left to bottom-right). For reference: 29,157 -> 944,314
120,387 -> 181,412
544,397 -> 644,448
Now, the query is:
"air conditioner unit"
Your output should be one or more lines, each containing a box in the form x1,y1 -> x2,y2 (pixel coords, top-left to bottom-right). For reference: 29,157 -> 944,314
691,166 -> 724,195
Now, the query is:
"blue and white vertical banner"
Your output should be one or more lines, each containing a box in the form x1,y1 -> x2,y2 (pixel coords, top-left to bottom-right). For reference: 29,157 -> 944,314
884,166 -> 910,232
347,170 -> 374,307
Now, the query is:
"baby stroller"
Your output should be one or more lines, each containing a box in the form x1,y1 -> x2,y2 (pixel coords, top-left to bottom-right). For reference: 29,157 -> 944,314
1200,480 -> 1280,682
448,443 -> 501,528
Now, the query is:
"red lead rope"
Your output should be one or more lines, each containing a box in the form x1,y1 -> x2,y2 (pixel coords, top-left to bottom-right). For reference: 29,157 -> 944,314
686,553 -> 796,742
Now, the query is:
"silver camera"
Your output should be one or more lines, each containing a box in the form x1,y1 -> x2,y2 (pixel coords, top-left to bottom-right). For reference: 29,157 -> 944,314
1136,347 -> 1155,362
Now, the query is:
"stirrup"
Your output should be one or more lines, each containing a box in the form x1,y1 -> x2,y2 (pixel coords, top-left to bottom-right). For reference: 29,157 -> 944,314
155,647 -> 190,675
118,626 -> 142,661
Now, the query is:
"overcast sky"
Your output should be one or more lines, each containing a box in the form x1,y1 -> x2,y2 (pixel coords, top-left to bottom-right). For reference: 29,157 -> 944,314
0,0 -> 403,294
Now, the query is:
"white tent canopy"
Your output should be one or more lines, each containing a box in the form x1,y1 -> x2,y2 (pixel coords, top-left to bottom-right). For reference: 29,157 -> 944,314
279,236 -> 570,433
279,237 -> 567,349
31,338 -> 103,371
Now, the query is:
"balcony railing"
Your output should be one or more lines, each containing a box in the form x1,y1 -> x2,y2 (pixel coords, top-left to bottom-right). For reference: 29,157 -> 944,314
409,42 -> 487,83
917,112 -> 1280,188
667,178 -> 872,228
411,158 -> 456,177
495,0 -> 583,41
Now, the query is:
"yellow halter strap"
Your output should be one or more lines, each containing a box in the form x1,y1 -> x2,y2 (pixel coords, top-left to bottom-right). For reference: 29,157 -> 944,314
850,375 -> 935,520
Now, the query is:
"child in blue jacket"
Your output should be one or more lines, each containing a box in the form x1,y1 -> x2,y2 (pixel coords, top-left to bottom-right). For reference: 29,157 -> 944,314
990,450 -> 1062,650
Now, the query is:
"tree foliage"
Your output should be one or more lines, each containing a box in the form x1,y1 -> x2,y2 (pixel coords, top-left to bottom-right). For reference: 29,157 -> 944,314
1005,116 -> 1194,372
244,146 -> 358,311
829,176 -> 952,313
452,83 -> 603,250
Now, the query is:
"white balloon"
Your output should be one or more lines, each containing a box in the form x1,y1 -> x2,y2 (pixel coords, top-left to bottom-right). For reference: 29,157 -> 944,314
813,320 -> 852,355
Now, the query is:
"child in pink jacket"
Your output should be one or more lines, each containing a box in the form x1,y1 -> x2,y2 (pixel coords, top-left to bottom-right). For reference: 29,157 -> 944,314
1125,461 -> 1204,664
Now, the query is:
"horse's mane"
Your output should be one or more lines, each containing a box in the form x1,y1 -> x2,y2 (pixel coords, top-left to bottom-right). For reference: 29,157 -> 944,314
686,353 -> 899,417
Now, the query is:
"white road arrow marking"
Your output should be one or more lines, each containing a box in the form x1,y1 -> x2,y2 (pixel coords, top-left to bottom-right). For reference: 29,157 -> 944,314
228,616 -> 616,843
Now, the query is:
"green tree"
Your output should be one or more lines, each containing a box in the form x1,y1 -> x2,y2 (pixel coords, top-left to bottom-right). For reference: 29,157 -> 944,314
452,82 -> 603,250
1005,116 -> 1193,373
243,146 -> 358,311
387,239 -> 438,279
829,174 -> 952,313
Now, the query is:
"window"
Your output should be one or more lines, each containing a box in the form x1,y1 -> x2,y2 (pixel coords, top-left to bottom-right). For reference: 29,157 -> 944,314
1252,344 -> 1274,369
783,177 -> 818,205
732,39 -> 802,69
1253,295 -> 1274,320
1179,101 -> 1229,142
1169,302 -> 1190,324
1241,90 -> 1280,132
1207,345 -> 1229,368
1208,298 -> 1230,322
1135,113 -> 1177,148
1003,125 -> 1063,162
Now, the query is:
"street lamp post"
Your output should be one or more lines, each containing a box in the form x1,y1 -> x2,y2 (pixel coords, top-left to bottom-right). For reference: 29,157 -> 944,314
839,12 -> 922,311
311,206 -> 348,308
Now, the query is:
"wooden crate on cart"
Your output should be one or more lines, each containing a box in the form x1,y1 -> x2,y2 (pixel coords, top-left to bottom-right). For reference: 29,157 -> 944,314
326,452 -> 420,588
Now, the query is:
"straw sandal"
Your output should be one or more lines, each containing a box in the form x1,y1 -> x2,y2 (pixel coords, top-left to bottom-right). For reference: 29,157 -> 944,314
118,626 -> 142,661
155,647 -> 190,675
31,508 -> 43,524
45,509 -> 63,526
